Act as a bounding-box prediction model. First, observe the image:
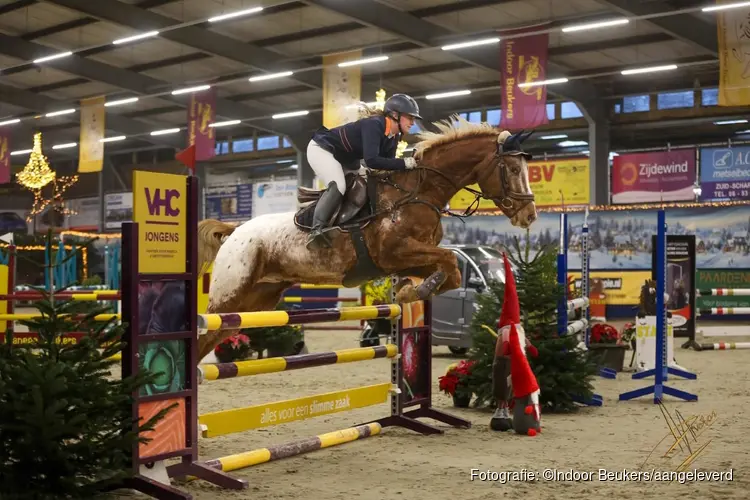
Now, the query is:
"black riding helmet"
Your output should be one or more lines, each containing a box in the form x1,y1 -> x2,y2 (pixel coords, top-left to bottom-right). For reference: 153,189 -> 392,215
383,94 -> 422,134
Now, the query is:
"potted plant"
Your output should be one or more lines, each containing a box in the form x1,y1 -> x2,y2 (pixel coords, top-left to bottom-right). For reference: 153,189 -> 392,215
214,333 -> 253,363
588,323 -> 628,372
438,360 -> 475,407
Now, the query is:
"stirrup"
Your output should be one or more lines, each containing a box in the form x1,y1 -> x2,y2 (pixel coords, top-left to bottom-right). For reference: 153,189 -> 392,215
306,228 -> 333,249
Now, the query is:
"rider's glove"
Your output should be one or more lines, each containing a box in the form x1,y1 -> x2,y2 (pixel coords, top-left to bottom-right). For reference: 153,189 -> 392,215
404,157 -> 417,170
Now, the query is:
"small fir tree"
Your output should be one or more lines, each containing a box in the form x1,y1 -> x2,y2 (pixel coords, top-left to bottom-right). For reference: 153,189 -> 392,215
462,231 -> 599,412
0,291 -> 169,497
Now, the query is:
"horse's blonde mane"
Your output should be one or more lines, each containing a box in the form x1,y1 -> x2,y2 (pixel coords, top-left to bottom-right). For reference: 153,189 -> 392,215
414,114 -> 510,160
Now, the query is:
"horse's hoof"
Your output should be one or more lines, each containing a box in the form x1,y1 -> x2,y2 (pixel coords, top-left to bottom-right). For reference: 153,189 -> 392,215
416,271 -> 446,300
395,285 -> 418,304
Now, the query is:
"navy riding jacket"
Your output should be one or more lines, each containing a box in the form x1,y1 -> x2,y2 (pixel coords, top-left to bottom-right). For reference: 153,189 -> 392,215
311,115 -> 406,171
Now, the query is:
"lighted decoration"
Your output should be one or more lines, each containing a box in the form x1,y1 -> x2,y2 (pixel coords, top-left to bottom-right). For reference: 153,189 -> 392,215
14,132 -> 79,223
374,88 -> 386,110
16,132 -> 55,190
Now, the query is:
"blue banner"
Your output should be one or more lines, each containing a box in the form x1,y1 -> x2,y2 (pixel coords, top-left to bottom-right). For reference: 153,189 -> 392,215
205,184 -> 253,222
699,146 -> 750,200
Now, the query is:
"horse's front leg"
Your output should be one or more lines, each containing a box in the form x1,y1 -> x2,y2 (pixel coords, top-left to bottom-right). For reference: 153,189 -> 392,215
386,239 -> 462,303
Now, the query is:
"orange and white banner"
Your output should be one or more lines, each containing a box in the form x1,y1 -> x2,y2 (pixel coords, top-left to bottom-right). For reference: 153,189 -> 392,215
78,96 -> 105,173
717,0 -> 750,106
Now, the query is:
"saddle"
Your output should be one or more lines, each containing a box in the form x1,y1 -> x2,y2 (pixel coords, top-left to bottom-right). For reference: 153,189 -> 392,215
294,172 -> 377,233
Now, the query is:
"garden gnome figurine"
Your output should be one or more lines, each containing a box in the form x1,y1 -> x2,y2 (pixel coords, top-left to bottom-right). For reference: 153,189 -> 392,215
509,323 -> 541,436
490,253 -> 538,432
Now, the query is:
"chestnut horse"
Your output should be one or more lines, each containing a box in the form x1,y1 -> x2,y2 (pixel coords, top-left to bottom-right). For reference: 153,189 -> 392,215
195,118 -> 538,360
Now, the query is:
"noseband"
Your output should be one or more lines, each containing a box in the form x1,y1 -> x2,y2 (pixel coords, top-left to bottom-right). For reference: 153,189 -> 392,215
463,141 -> 535,218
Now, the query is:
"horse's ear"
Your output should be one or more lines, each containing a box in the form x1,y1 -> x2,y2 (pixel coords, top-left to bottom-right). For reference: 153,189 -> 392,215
520,130 -> 534,143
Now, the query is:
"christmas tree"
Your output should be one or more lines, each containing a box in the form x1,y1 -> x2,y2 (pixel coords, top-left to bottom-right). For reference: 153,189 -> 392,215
463,231 -> 599,413
0,249 -> 169,498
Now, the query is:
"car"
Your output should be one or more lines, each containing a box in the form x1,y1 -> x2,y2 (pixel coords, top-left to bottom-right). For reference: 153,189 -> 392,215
359,244 -> 507,355
431,244 -> 507,355
0,212 -> 28,235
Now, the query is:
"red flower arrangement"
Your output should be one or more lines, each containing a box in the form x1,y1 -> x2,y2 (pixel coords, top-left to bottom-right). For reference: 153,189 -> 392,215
438,360 -> 475,396
214,333 -> 253,363
590,323 -> 620,344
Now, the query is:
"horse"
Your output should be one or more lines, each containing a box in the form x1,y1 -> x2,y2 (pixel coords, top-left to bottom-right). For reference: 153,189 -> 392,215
194,117 -> 539,360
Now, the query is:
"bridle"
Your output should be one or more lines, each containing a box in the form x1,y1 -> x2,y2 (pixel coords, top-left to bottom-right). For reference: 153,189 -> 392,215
455,140 -> 536,219
361,133 -> 535,224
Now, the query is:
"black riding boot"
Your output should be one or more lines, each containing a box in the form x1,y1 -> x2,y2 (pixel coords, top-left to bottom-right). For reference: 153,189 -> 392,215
306,182 -> 343,249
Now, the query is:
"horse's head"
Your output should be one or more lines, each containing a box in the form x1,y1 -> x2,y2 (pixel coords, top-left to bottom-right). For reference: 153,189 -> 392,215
475,129 -> 537,228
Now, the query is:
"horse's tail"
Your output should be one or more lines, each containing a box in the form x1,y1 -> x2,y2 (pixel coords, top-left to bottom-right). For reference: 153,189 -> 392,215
197,219 -> 236,276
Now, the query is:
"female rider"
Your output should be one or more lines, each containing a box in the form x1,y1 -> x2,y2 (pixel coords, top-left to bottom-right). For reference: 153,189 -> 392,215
305,93 -> 422,249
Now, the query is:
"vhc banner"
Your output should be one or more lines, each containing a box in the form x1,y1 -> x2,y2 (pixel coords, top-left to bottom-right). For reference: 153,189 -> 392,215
699,146 -> 750,201
133,171 -> 187,274
611,149 -> 696,204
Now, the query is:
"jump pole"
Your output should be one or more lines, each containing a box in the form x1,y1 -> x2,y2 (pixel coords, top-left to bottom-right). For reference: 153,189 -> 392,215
558,211 -> 603,406
619,209 -> 698,403
119,171 -> 471,499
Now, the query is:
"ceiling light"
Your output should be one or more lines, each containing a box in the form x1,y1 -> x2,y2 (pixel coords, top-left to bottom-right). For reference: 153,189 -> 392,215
714,119 -> 748,125
151,128 -> 180,136
0,119 -> 20,127
621,64 -> 677,75
518,78 -> 568,88
210,120 -> 241,127
45,109 -> 75,117
540,134 -> 568,140
100,136 -> 126,143
558,140 -> 588,147
736,129 -> 750,134
33,51 -> 73,64
702,1 -> 750,12
10,149 -> 31,156
52,142 -> 77,150
425,89 -> 471,100
561,18 -> 629,33
113,31 -> 160,45
441,37 -> 500,50
249,71 -> 294,82
272,110 -> 309,119
105,97 -> 139,107
337,55 -> 388,67
171,85 -> 211,95
208,6 -> 263,22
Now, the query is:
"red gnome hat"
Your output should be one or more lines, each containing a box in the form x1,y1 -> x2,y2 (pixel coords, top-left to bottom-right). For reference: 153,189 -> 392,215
509,323 -> 540,398
497,253 -> 520,330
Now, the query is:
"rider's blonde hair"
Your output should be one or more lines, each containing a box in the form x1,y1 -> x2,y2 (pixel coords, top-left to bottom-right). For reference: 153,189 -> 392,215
356,102 -> 386,119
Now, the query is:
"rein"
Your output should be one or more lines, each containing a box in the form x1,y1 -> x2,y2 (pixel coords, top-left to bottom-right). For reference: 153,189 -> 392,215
357,133 -> 535,224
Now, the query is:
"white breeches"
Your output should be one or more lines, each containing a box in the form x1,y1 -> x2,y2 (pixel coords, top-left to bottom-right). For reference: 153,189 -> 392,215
307,140 -> 346,195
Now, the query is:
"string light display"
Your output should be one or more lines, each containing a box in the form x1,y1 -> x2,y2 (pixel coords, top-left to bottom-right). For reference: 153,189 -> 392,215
0,244 -> 88,279
16,132 -> 56,190
14,132 -> 79,223
60,230 -> 121,240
